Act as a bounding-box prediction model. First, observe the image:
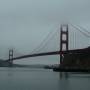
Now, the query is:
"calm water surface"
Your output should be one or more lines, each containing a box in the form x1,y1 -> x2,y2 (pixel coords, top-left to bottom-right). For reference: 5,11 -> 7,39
0,67 -> 90,90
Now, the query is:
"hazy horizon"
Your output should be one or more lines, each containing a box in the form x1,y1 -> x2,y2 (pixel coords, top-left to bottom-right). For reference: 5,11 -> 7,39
0,0 -> 90,65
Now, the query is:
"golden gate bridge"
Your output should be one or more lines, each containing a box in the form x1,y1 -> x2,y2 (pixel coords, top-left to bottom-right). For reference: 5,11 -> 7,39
2,24 -> 90,68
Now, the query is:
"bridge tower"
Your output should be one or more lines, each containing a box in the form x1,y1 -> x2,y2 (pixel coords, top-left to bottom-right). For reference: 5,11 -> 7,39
60,24 -> 69,64
9,49 -> 13,66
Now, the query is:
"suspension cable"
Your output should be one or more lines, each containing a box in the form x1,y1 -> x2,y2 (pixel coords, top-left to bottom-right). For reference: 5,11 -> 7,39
30,26 -> 59,54
76,24 -> 90,34
34,29 -> 59,53
69,24 -> 90,38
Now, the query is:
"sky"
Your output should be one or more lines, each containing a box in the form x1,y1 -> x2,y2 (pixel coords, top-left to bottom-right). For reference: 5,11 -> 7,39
0,0 -> 90,65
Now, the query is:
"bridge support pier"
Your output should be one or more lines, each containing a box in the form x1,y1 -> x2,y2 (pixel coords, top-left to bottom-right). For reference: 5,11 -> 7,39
60,24 -> 69,65
9,49 -> 13,67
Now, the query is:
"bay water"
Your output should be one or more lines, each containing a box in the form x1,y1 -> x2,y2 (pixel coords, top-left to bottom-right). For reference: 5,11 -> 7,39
0,67 -> 90,90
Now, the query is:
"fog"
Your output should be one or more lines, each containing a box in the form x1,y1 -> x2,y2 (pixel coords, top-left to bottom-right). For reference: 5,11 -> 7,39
0,0 -> 90,64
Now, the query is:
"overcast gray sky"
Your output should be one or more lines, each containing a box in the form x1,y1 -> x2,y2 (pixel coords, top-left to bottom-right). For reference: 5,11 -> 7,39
0,0 -> 90,65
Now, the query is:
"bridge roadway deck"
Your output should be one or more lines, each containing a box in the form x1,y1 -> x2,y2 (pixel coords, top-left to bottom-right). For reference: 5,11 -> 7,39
5,47 -> 90,61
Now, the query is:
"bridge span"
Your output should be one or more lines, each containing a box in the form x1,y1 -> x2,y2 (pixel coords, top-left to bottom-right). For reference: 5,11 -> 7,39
6,47 -> 90,61
4,24 -> 90,66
